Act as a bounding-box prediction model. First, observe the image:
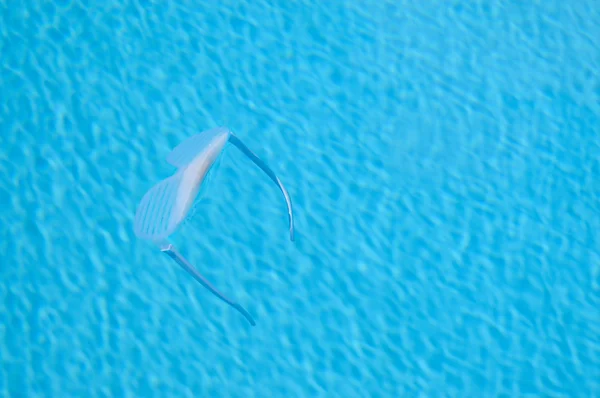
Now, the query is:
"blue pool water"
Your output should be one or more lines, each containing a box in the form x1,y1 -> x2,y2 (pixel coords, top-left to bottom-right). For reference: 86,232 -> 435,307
1,1 -> 599,397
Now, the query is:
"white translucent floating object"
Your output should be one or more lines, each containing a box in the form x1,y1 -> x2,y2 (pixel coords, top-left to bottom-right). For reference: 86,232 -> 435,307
134,127 -> 295,326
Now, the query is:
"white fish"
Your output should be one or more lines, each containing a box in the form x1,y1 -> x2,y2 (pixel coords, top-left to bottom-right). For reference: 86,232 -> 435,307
134,127 -> 294,326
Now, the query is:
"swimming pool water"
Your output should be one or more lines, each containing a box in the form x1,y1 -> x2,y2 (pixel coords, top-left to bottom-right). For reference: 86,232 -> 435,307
1,0 -> 599,397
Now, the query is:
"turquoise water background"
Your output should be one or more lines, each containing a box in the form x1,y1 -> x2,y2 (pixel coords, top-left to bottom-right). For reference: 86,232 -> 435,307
1,0 -> 599,397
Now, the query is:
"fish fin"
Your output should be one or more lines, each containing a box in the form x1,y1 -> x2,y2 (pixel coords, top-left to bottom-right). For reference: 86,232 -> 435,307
166,127 -> 231,168
228,134 -> 295,241
134,170 -> 185,241
163,244 -> 256,326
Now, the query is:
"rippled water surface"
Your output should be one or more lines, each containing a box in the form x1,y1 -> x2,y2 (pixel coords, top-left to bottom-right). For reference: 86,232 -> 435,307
1,1 -> 599,397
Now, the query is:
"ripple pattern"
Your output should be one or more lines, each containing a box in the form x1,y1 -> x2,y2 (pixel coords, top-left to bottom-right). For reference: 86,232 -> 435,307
1,0 -> 599,397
